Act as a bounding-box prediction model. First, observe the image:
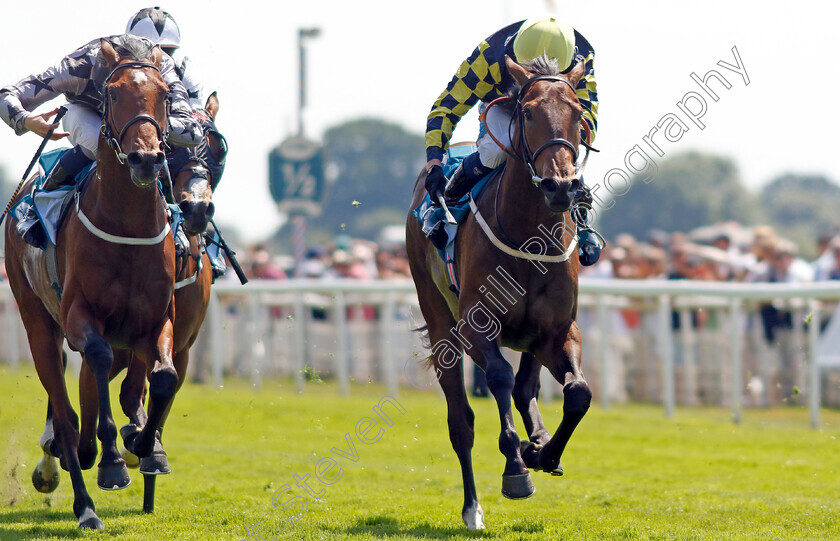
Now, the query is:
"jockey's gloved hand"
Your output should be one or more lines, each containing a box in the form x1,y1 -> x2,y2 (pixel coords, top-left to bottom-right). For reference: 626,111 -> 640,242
425,164 -> 446,202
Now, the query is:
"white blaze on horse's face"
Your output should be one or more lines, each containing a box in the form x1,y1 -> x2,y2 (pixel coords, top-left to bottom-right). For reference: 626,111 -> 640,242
133,71 -> 148,85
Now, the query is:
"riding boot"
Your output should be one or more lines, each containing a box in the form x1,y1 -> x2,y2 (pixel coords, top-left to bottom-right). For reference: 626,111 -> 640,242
443,152 -> 492,201
421,205 -> 449,250
16,206 -> 46,248
18,146 -> 94,248
572,179 -> 603,267
41,145 -> 94,191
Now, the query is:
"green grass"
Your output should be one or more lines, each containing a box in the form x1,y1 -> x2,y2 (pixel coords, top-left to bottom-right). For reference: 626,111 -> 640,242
1,364 -> 839,540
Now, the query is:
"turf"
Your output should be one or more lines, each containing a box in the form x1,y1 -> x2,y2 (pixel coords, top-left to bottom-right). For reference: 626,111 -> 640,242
1,364 -> 838,540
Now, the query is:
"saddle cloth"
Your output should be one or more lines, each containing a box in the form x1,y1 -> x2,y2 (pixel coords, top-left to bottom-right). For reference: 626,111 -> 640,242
411,144 -> 495,263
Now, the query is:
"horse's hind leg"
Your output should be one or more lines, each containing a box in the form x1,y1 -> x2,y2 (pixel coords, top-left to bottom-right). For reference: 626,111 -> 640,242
536,321 -> 592,475
513,352 -> 552,469
116,351 -> 146,469
436,345 -> 484,530
32,401 -> 60,493
33,351 -> 67,492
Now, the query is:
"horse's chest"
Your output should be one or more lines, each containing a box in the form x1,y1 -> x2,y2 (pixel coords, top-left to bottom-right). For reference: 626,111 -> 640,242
78,260 -> 173,338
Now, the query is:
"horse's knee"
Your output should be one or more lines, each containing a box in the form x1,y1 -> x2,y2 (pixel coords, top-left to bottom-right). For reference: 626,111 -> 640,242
562,380 -> 591,416
84,336 -> 113,374
149,366 -> 178,400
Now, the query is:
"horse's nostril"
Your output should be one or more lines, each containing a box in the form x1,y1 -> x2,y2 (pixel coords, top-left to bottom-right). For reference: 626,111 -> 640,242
126,152 -> 143,167
206,202 -> 215,219
154,152 -> 165,166
179,200 -> 191,214
541,178 -> 557,193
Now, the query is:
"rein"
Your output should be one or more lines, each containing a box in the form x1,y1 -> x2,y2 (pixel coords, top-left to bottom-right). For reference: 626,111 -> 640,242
467,73 -> 598,263
101,61 -> 170,164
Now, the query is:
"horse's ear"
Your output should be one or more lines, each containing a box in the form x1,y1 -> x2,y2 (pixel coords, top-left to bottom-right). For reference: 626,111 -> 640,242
151,45 -> 163,68
505,55 -> 530,88
205,91 -> 219,120
566,59 -> 586,89
100,38 -> 120,69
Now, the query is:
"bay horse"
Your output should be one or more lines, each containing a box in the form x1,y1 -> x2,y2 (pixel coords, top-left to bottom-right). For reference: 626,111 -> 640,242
5,38 -> 179,530
64,93 -> 224,513
406,55 -> 592,530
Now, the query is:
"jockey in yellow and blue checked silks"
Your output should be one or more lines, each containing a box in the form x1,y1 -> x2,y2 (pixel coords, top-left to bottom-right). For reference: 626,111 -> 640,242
422,16 -> 602,265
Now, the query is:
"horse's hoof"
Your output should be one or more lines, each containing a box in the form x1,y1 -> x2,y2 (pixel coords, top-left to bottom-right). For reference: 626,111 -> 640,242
520,440 -> 542,469
32,456 -> 60,493
462,502 -> 485,530
139,447 -> 170,475
537,449 -> 564,476
501,472 -> 535,500
78,508 -> 104,530
120,423 -> 141,454
98,461 -> 131,491
121,447 -> 140,468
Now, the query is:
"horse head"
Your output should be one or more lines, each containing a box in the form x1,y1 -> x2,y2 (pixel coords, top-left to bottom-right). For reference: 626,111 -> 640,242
506,55 -> 586,214
100,37 -> 169,188
174,92 -> 227,236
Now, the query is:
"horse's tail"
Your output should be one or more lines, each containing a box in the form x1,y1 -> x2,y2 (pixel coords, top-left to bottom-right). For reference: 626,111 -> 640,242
411,323 -> 435,369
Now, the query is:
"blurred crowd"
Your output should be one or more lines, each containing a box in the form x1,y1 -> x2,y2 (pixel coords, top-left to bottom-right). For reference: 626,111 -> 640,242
581,222 -> 840,285
233,220 -> 840,285
237,232 -> 411,282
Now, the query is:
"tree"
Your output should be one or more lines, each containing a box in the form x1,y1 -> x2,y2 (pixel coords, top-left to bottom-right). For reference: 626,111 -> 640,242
596,151 -> 761,241
760,174 -> 840,258
318,118 -> 425,241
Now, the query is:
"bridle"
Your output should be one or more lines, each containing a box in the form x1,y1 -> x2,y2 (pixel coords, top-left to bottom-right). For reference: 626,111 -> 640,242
101,61 -> 170,164
482,74 -> 598,188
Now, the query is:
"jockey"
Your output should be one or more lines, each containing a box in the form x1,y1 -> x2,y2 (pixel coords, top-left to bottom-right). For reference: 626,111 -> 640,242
423,16 -> 602,265
0,33 -> 201,244
127,7 -> 227,193
125,7 -> 205,113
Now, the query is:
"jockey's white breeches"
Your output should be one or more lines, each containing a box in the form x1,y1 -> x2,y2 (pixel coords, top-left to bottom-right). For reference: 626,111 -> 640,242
476,102 -> 514,169
62,103 -> 100,160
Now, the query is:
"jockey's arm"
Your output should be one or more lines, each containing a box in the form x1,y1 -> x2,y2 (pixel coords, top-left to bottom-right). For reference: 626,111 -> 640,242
160,54 -> 201,147
0,49 -> 88,137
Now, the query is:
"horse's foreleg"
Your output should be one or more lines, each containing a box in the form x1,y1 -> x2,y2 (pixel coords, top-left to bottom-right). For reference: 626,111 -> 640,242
537,322 -> 591,475
513,352 -> 552,469
82,333 -> 132,491
77,363 -> 100,470
463,332 -> 533,500
124,318 -> 177,459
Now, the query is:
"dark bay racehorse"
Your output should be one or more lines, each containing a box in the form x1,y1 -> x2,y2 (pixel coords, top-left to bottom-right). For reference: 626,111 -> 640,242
71,93 -> 224,513
5,38 -> 179,530
406,55 -> 591,530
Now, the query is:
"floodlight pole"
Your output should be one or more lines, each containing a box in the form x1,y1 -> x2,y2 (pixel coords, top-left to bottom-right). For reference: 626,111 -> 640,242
298,27 -> 321,137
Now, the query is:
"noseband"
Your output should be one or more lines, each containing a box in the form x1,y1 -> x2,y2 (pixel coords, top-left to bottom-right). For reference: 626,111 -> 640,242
102,61 -> 170,164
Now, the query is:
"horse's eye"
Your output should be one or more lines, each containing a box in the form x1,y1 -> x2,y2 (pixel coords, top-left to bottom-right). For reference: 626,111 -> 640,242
523,107 -> 533,120
109,89 -> 118,102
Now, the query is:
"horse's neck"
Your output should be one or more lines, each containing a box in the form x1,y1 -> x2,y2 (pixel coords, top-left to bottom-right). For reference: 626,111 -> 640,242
496,161 -> 570,239
87,147 -> 165,233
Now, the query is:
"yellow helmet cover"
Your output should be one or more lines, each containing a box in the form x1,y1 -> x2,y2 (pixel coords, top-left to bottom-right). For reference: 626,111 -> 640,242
513,17 -> 576,68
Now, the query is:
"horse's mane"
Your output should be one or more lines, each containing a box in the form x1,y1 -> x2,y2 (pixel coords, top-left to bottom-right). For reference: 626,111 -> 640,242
523,54 -> 561,77
111,34 -> 157,62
